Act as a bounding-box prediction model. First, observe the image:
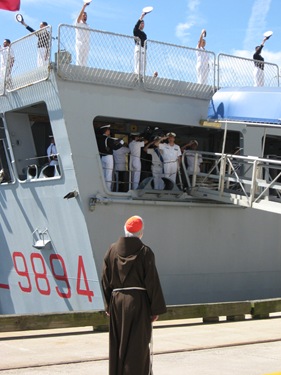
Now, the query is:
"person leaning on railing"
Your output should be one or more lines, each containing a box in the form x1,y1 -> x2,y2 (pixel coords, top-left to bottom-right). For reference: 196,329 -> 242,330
19,19 -> 50,67
253,36 -> 269,87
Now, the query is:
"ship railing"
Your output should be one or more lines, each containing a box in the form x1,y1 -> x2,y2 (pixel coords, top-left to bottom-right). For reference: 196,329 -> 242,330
1,24 -> 280,96
17,154 -> 61,181
0,26 -> 52,95
57,24 -> 139,89
57,24 -> 216,98
217,53 -> 280,88
144,40 -> 216,98
188,151 -> 281,209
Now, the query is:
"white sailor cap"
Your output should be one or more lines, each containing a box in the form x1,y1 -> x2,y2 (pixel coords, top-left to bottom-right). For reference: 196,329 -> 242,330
131,132 -> 140,136
100,124 -> 111,129
166,132 -> 176,137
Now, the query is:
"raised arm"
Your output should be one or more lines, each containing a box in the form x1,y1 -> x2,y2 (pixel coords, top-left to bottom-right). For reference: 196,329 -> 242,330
197,29 -> 206,49
77,3 -> 89,23
181,140 -> 194,153
154,136 -> 168,147
143,139 -> 155,153
19,19 -> 35,33
261,36 -> 268,46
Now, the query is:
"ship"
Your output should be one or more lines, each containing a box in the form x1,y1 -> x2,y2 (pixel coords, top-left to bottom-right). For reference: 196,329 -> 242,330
1,24 -> 281,315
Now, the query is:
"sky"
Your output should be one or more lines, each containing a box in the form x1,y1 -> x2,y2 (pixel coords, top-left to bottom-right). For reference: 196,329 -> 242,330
1,0 -> 281,66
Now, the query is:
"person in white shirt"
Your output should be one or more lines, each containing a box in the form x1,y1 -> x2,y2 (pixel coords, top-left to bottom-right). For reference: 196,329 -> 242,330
181,140 -> 203,175
129,134 -> 148,190
75,2 -> 91,66
113,144 -> 130,192
196,29 -> 209,85
0,39 -> 15,85
47,136 -> 58,166
155,132 -> 181,184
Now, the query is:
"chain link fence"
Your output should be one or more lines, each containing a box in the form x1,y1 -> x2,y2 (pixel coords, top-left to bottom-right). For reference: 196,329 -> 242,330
2,24 -> 281,97
1,26 -> 52,93
218,53 -> 279,88
57,24 -> 139,89
144,40 -> 216,98
57,25 -> 216,97
0,46 -> 7,96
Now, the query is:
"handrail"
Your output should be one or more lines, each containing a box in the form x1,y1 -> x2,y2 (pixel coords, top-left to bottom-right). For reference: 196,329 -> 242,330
1,24 -> 281,96
186,151 -> 281,211
218,52 -> 279,88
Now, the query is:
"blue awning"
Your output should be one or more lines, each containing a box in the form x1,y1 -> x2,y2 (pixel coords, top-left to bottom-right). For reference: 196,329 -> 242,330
207,87 -> 281,125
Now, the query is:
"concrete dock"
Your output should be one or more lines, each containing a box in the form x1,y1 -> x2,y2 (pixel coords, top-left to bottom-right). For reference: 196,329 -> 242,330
1,315 -> 281,374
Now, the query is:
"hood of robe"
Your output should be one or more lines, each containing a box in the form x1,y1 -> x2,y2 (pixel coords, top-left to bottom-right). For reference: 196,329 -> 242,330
113,237 -> 144,284
114,236 -> 143,258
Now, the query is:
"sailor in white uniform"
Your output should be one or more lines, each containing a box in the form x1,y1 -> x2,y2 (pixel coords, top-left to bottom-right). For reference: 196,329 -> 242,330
196,29 -> 209,85
155,132 -> 181,184
129,134 -> 147,190
181,140 -> 203,176
97,125 -> 124,191
47,136 -> 58,166
75,2 -> 91,66
113,144 -> 130,192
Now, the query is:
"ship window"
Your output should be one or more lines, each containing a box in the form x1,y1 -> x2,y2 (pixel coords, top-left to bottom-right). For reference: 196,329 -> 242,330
0,121 -> 13,184
93,116 -> 242,194
4,102 -> 61,181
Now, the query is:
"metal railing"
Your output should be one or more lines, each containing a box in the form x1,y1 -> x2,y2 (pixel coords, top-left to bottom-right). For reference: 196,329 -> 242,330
144,40 -> 216,97
1,24 -> 281,96
0,26 -> 52,94
57,24 -> 216,97
186,151 -> 281,211
218,53 -> 279,88
57,24 -> 139,89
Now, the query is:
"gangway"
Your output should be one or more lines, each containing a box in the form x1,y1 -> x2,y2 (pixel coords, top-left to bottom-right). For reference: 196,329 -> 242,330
184,151 -> 281,215
185,86 -> 281,215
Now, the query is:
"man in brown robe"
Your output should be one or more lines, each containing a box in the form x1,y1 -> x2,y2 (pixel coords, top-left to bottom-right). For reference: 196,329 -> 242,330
102,215 -> 167,375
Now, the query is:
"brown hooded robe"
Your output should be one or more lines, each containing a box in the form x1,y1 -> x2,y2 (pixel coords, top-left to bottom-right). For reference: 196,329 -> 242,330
102,236 -> 166,375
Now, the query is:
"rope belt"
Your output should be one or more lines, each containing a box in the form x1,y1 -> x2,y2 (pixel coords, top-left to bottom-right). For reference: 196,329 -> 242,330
112,287 -> 146,292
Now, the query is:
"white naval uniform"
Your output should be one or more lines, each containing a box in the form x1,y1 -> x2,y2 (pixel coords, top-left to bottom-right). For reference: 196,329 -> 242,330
129,140 -> 145,189
253,66 -> 264,87
47,143 -> 58,166
0,46 -> 14,81
147,148 -> 164,190
196,47 -> 209,85
101,154 -> 114,191
185,150 -> 203,175
75,21 -> 90,66
134,45 -> 145,75
113,146 -> 130,192
113,146 -> 130,172
159,143 -> 181,183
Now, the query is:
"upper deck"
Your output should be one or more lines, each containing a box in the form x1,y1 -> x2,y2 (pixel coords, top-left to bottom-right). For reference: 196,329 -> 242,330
0,24 -> 280,99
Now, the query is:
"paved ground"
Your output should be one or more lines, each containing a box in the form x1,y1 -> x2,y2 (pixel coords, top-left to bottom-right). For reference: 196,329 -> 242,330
1,315 -> 281,374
